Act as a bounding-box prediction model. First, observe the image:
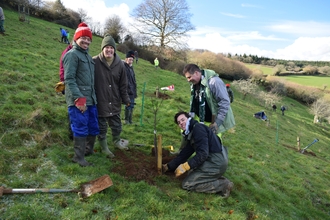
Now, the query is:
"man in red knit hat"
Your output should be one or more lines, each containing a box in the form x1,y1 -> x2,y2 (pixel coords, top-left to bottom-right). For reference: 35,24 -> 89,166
62,22 -> 99,167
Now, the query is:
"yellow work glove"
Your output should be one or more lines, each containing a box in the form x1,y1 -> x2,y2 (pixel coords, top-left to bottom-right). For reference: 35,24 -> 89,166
175,162 -> 190,177
55,81 -> 65,93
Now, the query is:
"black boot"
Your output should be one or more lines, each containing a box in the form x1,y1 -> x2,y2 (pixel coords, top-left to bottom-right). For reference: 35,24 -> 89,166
72,137 -> 93,167
124,108 -> 130,124
128,109 -> 133,124
85,135 -> 96,156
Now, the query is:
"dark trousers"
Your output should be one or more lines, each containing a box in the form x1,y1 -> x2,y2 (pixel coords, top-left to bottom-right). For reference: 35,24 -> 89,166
97,114 -> 122,142
182,147 -> 230,194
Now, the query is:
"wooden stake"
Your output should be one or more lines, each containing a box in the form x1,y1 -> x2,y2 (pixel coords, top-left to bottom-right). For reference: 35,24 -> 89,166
156,86 -> 159,98
297,136 -> 300,150
157,134 -> 162,174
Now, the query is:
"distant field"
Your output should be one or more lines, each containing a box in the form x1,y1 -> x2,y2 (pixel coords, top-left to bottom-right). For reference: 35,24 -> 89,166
282,75 -> 330,90
244,63 -> 274,75
245,64 -> 330,90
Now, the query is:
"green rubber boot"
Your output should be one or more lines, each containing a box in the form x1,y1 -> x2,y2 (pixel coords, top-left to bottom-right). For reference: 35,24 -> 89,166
99,138 -> 115,158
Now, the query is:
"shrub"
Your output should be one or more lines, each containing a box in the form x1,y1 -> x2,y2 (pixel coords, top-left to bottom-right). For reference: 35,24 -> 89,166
187,50 -> 252,80
303,65 -> 319,75
285,82 -> 322,104
318,66 -> 330,76
165,60 -> 186,75
273,65 -> 285,75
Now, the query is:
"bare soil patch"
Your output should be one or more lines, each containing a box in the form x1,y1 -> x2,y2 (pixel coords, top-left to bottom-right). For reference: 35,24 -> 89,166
110,148 -> 180,185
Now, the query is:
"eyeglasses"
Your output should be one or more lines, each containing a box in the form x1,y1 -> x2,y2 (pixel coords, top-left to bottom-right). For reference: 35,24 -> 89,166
80,37 -> 91,42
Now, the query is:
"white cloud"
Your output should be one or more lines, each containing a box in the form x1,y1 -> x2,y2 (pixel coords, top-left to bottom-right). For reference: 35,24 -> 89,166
220,12 -> 245,18
227,31 -> 285,41
273,37 -> 330,61
241,4 -> 262,8
49,0 -> 330,61
267,21 -> 330,37
49,0 -> 133,27
188,27 -> 330,61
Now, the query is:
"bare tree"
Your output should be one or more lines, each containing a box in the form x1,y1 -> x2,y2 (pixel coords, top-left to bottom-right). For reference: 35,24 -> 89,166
257,91 -> 282,108
132,0 -> 195,49
77,8 -> 91,24
231,78 -> 258,100
104,15 -> 126,43
90,21 -> 103,36
28,0 -> 44,8
309,98 -> 330,123
52,0 -> 66,14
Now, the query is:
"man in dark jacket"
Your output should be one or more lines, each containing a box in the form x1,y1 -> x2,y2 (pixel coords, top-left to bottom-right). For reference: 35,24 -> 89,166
93,34 -> 130,157
123,51 -> 137,124
63,22 -> 99,167
163,111 -> 234,197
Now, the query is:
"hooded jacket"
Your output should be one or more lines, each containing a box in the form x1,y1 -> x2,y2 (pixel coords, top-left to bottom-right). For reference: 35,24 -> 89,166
93,53 -> 130,117
123,61 -> 137,99
190,69 -> 235,133
63,41 -> 97,107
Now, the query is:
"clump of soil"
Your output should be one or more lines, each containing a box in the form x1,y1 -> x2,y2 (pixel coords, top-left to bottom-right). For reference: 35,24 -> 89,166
111,148 -> 177,185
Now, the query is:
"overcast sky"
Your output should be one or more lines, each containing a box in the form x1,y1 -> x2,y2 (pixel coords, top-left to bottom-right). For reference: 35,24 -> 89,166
50,0 -> 330,61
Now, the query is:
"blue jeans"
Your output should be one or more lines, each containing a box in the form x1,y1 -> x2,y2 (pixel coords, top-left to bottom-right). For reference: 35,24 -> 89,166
68,105 -> 99,137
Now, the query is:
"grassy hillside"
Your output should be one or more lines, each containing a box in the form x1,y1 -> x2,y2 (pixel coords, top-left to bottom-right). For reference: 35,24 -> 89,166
1,9 -> 330,219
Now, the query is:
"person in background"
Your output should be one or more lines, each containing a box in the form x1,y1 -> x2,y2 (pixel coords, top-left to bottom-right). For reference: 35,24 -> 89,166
183,64 -> 235,138
63,22 -> 99,167
123,51 -> 137,125
93,34 -> 131,158
154,57 -> 159,69
225,84 -> 234,103
0,7 -> 5,34
272,104 -> 277,112
66,29 -> 70,42
134,50 -> 139,64
281,105 -> 286,116
59,41 -> 73,140
162,111 -> 234,198
60,27 -> 69,44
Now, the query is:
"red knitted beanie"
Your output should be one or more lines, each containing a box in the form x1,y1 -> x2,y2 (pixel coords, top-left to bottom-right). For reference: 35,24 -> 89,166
74,22 -> 92,41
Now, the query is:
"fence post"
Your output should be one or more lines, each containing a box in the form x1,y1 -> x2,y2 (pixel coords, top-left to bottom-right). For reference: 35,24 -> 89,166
139,82 -> 146,126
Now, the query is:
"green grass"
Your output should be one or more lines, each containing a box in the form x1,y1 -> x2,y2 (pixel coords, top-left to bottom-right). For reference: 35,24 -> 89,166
281,75 -> 330,90
1,8 -> 330,219
245,64 -> 274,75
